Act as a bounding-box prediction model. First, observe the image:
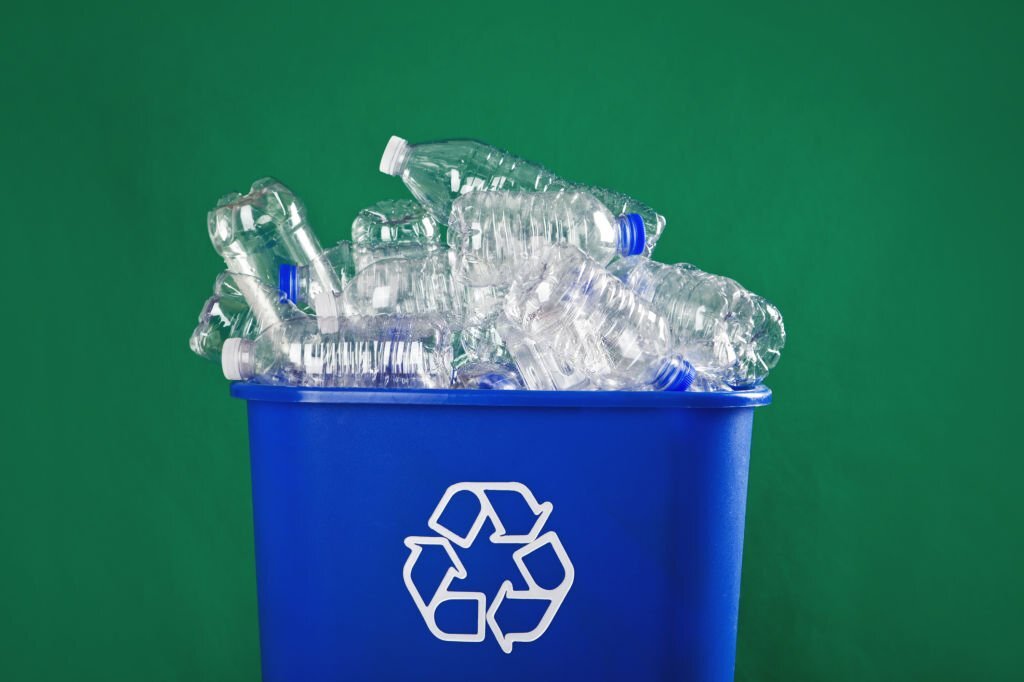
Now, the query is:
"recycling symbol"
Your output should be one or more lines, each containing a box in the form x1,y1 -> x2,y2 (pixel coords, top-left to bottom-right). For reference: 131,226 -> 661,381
403,482 -> 575,654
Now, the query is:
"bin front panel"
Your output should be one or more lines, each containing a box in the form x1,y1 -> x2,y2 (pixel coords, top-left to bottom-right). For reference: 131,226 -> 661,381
239,390 -> 764,682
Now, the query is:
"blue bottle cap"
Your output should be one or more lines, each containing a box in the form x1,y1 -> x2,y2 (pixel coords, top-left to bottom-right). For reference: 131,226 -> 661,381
279,263 -> 298,303
617,214 -> 646,256
653,356 -> 696,392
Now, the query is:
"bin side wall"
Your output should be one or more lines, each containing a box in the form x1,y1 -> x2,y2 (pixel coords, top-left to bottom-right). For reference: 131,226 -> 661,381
245,400 -> 757,682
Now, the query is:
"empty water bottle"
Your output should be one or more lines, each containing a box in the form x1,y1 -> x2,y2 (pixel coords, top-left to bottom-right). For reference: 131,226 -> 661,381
608,257 -> 785,387
379,135 -> 665,254
278,240 -> 356,309
315,253 -> 464,332
503,245 -> 695,391
208,178 -> 341,312
351,199 -> 441,269
189,272 -> 305,361
461,283 -> 506,328
447,190 -> 645,287
687,371 -> 734,393
221,314 -> 452,388
456,323 -> 512,365
452,361 -> 523,390
495,317 -> 593,391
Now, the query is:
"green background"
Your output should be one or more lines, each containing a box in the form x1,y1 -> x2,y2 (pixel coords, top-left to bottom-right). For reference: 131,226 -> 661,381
2,1 -> 1021,680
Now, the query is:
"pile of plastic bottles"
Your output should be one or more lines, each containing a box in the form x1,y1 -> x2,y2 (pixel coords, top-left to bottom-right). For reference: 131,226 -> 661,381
190,136 -> 785,392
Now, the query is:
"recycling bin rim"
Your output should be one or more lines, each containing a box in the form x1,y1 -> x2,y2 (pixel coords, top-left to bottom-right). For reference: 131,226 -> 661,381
230,382 -> 771,409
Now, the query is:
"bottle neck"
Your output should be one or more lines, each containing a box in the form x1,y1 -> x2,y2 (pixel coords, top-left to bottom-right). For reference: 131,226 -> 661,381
617,213 -> 646,256
232,272 -> 290,330
392,146 -> 410,175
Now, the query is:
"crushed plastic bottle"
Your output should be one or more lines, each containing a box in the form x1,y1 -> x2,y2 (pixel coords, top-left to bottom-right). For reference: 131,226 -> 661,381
608,257 -> 785,388
452,361 -> 523,390
351,199 -> 442,270
314,253 -> 464,332
447,190 -> 645,287
208,178 -> 341,314
221,314 -> 452,389
278,240 -> 356,309
461,283 -> 505,328
456,323 -> 513,365
190,272 -> 306,361
686,371 -> 734,393
496,317 -> 593,391
192,139 -> 786,394
503,245 -> 695,391
379,136 -> 665,254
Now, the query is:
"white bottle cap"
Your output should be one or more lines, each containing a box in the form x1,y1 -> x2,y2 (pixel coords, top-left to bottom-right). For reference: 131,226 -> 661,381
379,136 -> 409,176
221,338 -> 248,380
315,292 -> 341,333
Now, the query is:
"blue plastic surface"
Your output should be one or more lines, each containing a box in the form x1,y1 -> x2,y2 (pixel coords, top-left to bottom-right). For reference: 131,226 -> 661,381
232,384 -> 771,682
618,213 -> 647,256
278,263 -> 297,303
653,357 -> 696,391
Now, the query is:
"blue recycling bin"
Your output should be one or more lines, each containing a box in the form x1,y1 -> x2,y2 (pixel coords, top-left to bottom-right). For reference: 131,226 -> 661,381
231,384 -> 772,682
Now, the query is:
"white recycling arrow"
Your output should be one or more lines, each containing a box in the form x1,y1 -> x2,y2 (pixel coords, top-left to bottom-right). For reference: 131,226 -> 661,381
427,481 -> 553,548
404,482 -> 573,653
402,536 -> 486,642
485,531 -> 575,654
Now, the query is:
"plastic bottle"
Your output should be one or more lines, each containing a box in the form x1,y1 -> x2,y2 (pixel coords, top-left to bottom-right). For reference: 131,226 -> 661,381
207,177 -> 340,313
447,190 -> 645,287
451,282 -> 511,376
378,135 -> 665,254
452,361 -> 523,390
687,371 -> 734,393
495,317 -> 593,391
456,323 -> 512,365
314,253 -> 464,332
608,257 -> 785,388
351,199 -> 441,270
461,283 -> 505,328
503,245 -> 695,391
189,272 -> 305,361
278,240 -> 356,309
221,315 -> 452,389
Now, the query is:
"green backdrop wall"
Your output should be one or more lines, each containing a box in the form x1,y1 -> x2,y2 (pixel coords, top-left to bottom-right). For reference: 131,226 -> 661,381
2,1 -> 1021,680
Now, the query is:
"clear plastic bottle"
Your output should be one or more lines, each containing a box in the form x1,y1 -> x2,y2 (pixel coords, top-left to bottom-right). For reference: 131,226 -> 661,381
207,177 -> 340,312
314,253 -> 464,332
452,361 -> 523,390
456,323 -> 512,365
495,317 -> 593,391
447,190 -> 645,287
687,371 -> 734,393
189,272 -> 305,361
351,199 -> 441,270
461,283 -> 505,328
586,186 -> 665,251
278,240 -> 356,308
221,314 -> 452,389
608,257 -> 785,388
503,245 -> 695,391
379,135 -> 665,254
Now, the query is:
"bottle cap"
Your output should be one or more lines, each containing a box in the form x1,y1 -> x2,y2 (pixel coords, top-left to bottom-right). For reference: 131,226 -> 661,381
653,356 -> 696,392
380,136 -> 410,176
314,292 -> 342,333
279,263 -> 298,303
221,338 -> 252,381
618,213 -> 646,256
